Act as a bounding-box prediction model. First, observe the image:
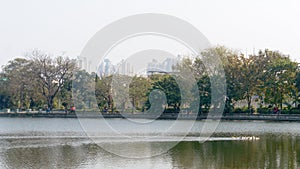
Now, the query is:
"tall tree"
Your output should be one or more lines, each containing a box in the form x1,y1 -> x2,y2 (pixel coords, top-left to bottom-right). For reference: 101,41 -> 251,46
95,75 -> 114,112
146,75 -> 181,111
201,46 -> 241,113
262,50 -> 298,109
29,50 -> 76,110
238,54 -> 266,110
71,70 -> 96,110
0,72 -> 12,109
129,76 -> 151,110
1,58 -> 37,109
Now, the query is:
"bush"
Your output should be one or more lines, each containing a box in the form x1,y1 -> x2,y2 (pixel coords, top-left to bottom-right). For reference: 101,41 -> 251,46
280,109 -> 290,114
200,109 -> 209,114
257,107 -> 271,114
163,108 -> 179,114
233,108 -> 242,113
257,107 -> 300,114
290,108 -> 300,114
232,107 -> 253,114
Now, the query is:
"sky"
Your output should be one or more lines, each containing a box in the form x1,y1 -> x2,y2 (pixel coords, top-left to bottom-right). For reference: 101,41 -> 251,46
0,0 -> 300,67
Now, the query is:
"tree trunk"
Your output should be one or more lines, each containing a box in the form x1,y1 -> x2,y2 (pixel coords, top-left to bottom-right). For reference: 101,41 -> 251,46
247,95 -> 252,110
279,87 -> 283,110
47,96 -> 54,111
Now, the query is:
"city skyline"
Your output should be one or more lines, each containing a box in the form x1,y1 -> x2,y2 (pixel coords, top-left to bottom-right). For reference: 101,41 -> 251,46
93,56 -> 180,77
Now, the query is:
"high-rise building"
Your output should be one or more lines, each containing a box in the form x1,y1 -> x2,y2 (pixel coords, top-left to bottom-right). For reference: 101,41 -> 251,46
97,59 -> 115,77
146,56 -> 180,75
114,59 -> 134,76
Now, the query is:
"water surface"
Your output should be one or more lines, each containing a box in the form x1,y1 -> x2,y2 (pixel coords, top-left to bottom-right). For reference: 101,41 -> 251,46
0,118 -> 299,168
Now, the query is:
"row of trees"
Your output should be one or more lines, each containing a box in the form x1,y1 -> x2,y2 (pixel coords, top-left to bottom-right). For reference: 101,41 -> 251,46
184,47 -> 299,113
0,47 -> 299,114
221,47 -> 299,112
0,50 -> 76,110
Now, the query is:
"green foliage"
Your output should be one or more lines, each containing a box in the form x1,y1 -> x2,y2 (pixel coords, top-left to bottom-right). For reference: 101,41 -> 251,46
257,107 -> 272,114
145,75 -> 181,111
232,107 -> 253,114
0,50 -> 76,111
193,75 -> 211,113
72,70 -> 96,110
1,58 -> 38,109
95,75 -> 113,111
0,47 -> 299,114
261,50 -> 298,109
290,109 -> 300,114
129,76 -> 151,110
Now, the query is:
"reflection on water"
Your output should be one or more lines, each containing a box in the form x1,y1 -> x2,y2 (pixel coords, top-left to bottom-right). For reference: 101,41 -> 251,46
0,135 -> 300,169
0,119 -> 300,168
0,141 -> 174,169
172,135 -> 300,169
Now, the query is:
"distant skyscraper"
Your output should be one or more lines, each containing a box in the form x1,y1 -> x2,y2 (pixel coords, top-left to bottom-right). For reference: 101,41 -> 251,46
113,59 -> 134,76
77,56 -> 92,73
104,59 -> 111,76
97,59 -> 115,77
146,56 -> 180,75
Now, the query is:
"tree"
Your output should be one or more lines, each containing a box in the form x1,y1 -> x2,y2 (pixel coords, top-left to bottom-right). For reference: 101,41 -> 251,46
146,75 -> 181,111
0,73 -> 12,109
262,50 -> 298,109
71,70 -> 97,110
173,57 -> 207,81
129,76 -> 151,110
200,47 -> 240,113
197,75 -> 211,112
295,70 -> 300,105
29,50 -> 76,110
237,54 -> 266,110
111,74 -> 132,112
1,58 -> 38,109
95,75 -> 114,112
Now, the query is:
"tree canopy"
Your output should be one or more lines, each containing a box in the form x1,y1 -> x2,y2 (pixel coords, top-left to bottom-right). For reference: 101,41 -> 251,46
0,47 -> 299,114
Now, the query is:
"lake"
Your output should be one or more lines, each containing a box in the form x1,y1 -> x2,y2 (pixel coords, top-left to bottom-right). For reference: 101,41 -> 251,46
0,118 -> 300,168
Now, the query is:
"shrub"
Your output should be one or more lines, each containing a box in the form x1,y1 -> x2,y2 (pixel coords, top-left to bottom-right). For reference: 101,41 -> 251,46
232,107 -> 253,114
233,108 -> 242,114
280,109 -> 290,114
257,107 -> 271,114
290,109 -> 300,114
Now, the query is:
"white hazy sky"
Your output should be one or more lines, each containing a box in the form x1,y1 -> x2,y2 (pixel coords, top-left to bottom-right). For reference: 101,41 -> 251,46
0,0 -> 300,67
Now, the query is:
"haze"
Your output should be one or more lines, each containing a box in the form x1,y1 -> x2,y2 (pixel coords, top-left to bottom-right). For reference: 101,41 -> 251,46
0,0 -> 299,67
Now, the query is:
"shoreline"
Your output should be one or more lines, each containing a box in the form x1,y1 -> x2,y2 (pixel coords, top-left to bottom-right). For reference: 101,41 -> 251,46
0,112 -> 300,121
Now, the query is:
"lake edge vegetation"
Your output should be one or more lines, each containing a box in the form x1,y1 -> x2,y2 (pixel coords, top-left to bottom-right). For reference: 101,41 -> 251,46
1,46 -> 300,115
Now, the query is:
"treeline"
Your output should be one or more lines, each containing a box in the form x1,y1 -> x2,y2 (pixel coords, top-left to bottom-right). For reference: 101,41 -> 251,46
0,50 -> 76,111
184,47 -> 300,114
0,47 -> 300,114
